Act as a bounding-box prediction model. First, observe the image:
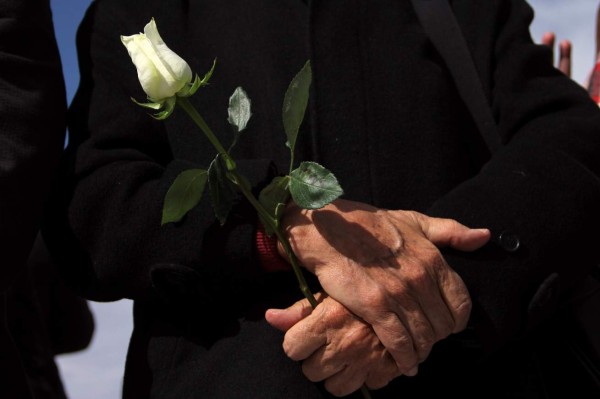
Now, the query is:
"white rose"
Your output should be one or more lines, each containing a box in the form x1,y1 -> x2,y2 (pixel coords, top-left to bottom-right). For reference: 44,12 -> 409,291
121,18 -> 192,101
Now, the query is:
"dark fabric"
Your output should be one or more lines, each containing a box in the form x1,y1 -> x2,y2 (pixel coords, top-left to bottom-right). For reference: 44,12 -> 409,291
410,0 -> 501,153
6,233 -> 95,399
6,252 -> 68,399
44,0 -> 600,397
20,233 -> 95,356
0,296 -> 33,399
0,0 -> 67,397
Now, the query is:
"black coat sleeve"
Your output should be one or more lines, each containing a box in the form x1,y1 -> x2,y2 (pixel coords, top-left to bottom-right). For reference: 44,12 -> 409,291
0,0 -> 66,292
427,0 -> 600,353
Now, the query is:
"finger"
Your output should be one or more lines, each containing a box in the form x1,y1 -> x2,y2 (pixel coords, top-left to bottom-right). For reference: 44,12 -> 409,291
282,306 -> 329,360
559,40 -> 572,77
364,353 -> 401,390
391,297 -> 437,362
265,293 -> 323,332
540,31 -> 555,49
301,345 -> 346,382
414,276 -> 458,342
437,269 -> 473,333
415,214 -> 491,251
370,313 -> 420,375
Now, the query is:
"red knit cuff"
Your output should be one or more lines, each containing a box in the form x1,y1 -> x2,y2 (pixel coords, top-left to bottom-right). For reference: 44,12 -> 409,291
256,222 -> 291,272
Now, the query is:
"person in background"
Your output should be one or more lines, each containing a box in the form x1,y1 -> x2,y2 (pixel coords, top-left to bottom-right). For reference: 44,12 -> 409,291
541,2 -> 600,98
0,0 -> 71,397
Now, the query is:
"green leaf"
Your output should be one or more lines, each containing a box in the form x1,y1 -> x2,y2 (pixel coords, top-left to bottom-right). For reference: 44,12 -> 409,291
282,60 -> 311,155
161,168 -> 208,225
258,176 -> 291,235
289,161 -> 343,210
227,87 -> 252,150
208,155 -> 238,225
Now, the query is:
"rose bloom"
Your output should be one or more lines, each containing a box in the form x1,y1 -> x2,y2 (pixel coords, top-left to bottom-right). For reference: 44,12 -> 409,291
121,18 -> 192,101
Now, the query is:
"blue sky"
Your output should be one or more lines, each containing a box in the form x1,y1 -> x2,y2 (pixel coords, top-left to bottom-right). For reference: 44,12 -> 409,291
48,1 -> 599,398
51,0 -> 95,103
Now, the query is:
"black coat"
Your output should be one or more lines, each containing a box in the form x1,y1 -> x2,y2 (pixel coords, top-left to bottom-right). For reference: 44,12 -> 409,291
0,0 -> 67,397
46,0 -> 600,397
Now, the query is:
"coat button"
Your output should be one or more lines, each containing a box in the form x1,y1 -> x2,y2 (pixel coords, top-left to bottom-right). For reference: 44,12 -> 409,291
497,231 -> 521,253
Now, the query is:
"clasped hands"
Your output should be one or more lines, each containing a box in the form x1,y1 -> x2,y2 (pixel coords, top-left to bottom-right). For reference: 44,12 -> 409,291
265,199 -> 490,396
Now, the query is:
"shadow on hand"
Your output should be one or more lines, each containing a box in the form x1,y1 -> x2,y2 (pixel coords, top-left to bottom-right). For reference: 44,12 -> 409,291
286,202 -> 402,268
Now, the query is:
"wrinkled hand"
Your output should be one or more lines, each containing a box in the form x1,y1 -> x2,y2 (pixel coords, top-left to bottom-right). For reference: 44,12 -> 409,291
278,199 -> 490,375
266,293 -> 400,397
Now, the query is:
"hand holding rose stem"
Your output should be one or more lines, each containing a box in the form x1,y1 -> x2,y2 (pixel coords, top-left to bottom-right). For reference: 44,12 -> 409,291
122,18 -> 372,398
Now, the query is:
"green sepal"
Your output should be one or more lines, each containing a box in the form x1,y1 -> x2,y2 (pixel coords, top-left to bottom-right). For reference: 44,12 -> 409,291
258,176 -> 291,236
131,97 -> 163,110
282,60 -> 311,154
161,168 -> 208,225
152,97 -> 176,120
199,58 -> 217,87
208,154 -> 238,226
289,161 -> 343,210
177,59 -> 216,98
177,74 -> 202,98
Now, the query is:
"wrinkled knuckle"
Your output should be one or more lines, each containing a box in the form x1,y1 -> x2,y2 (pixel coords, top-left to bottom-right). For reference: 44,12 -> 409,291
407,265 -> 432,290
389,332 -> 414,352
415,336 -> 434,355
404,210 -> 423,223
456,297 -> 473,315
363,287 -> 388,310
326,299 -> 351,322
386,281 -> 408,301
453,298 -> 473,330
282,338 -> 302,361
420,249 -> 446,271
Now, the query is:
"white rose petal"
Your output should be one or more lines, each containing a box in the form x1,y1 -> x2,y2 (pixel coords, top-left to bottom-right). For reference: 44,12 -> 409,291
121,18 -> 192,101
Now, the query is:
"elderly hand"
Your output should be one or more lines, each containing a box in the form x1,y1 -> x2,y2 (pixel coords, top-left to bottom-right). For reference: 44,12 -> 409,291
266,293 -> 401,397
278,199 -> 490,375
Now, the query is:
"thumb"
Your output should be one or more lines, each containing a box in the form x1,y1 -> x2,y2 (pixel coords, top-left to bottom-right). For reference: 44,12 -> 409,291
265,295 -> 320,332
418,215 -> 491,252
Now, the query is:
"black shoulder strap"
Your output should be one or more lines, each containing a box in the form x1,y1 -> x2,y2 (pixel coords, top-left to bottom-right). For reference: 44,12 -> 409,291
410,0 -> 502,154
